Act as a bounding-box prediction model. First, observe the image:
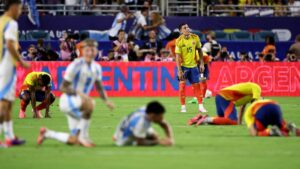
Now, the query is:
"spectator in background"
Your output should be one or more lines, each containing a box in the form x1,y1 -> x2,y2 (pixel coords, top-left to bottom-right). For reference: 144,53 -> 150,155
36,39 -> 47,60
289,34 -> 300,59
165,32 -> 180,58
23,45 -> 37,61
202,32 -> 221,59
140,30 -> 162,61
160,48 -> 173,62
284,50 -> 299,62
108,5 -> 131,40
112,30 -> 129,61
289,0 -> 300,16
239,52 -> 252,62
76,33 -> 89,57
261,36 -> 276,58
150,12 -> 171,40
60,33 -> 77,61
130,7 -> 156,40
127,34 -> 140,61
214,46 -> 234,61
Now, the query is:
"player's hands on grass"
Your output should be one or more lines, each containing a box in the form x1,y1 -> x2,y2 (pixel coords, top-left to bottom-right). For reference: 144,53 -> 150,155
105,101 -> 115,111
20,60 -> 30,69
159,138 -> 174,146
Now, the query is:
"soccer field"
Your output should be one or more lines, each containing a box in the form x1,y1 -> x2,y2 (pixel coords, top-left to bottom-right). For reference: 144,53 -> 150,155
1,97 -> 300,169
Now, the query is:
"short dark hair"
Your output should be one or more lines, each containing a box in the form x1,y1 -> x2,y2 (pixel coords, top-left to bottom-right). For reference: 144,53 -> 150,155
146,101 -> 165,115
118,29 -> 125,35
4,0 -> 21,11
141,7 -> 149,13
41,74 -> 51,86
178,23 -> 188,31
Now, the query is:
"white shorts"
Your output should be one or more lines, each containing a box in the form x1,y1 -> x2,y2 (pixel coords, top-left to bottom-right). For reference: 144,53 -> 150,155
59,93 -> 83,119
114,127 -> 156,146
0,67 -> 16,102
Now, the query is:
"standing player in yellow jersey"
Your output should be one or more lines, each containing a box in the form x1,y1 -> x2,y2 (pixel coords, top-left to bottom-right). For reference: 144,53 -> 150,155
19,72 -> 55,119
188,82 -> 261,126
0,0 -> 30,147
175,23 -> 206,113
244,99 -> 300,137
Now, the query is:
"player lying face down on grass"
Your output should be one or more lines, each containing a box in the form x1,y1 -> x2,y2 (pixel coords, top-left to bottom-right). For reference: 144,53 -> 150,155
19,72 -> 55,118
37,39 -> 115,147
113,101 -> 174,146
188,82 -> 261,126
244,99 -> 300,137
175,23 -> 207,113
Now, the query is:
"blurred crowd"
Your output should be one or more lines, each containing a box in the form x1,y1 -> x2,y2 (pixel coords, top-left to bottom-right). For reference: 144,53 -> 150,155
208,0 -> 300,16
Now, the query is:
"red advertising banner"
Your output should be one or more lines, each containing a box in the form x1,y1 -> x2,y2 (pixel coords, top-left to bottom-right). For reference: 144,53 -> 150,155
16,62 -> 300,97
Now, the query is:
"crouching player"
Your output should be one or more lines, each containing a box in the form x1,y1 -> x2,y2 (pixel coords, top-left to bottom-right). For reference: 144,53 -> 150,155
188,82 -> 261,126
244,99 -> 300,137
37,39 -> 114,147
19,72 -> 55,118
113,101 -> 174,146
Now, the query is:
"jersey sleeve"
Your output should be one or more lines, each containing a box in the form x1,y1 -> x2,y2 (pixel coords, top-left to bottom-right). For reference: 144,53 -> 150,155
4,20 -> 18,42
175,40 -> 181,54
24,73 -> 35,86
132,119 -> 147,138
64,61 -> 78,82
252,84 -> 261,100
95,64 -> 102,82
196,36 -> 202,49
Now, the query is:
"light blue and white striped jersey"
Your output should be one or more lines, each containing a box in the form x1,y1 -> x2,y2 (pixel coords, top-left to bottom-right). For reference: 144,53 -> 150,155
64,58 -> 102,95
108,12 -> 127,37
114,107 -> 152,145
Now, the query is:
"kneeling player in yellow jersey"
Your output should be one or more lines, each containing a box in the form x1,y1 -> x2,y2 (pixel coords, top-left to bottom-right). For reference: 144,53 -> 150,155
189,82 -> 261,126
19,72 -> 55,118
244,99 -> 300,137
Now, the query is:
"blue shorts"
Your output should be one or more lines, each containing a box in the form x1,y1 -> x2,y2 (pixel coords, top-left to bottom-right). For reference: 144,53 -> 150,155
19,90 -> 51,102
203,64 -> 209,80
180,66 -> 200,84
215,94 -> 237,121
254,103 -> 283,129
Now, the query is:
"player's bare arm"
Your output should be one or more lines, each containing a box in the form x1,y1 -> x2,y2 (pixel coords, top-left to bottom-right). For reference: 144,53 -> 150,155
28,85 -> 38,117
197,47 -> 205,73
6,39 -> 30,68
248,125 -> 257,136
158,120 -> 174,146
60,80 -> 76,95
176,53 -> 183,81
44,87 -> 51,118
238,104 -> 247,125
95,80 -> 114,110
135,137 -> 159,146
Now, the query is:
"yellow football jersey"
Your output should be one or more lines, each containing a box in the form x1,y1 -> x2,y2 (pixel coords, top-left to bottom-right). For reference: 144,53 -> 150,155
175,33 -> 201,68
23,72 -> 52,88
244,100 -> 277,128
218,82 -> 261,106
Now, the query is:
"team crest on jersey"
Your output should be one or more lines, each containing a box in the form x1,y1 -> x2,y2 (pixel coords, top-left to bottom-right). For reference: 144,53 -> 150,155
192,41 -> 195,45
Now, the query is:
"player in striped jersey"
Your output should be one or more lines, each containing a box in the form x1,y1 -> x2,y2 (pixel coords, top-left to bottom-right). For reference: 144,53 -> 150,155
37,39 -> 114,147
0,0 -> 30,147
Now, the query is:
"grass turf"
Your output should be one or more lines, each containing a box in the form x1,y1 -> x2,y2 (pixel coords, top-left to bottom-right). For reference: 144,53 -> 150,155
1,97 -> 300,169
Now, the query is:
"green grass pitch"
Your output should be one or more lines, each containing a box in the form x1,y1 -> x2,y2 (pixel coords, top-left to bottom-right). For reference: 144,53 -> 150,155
1,97 -> 300,169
